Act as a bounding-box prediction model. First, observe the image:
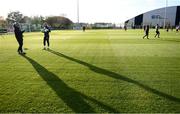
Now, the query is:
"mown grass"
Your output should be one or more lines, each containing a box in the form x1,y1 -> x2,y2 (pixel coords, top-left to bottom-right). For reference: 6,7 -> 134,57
0,29 -> 180,113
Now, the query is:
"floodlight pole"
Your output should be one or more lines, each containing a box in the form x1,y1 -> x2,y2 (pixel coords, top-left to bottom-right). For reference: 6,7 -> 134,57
158,15 -> 160,25
77,0 -> 79,23
164,0 -> 168,29
28,24 -> 31,32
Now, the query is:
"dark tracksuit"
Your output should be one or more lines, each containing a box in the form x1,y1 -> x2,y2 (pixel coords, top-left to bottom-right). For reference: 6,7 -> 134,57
14,25 -> 25,53
43,26 -> 51,47
143,25 -> 149,39
155,25 -> 160,38
83,26 -> 86,32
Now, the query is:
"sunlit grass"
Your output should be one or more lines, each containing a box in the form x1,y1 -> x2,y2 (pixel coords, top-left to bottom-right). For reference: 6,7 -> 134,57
0,29 -> 180,113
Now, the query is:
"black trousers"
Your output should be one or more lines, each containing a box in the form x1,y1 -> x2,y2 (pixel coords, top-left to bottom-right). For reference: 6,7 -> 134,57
155,31 -> 160,37
143,31 -> 149,38
44,36 -> 49,47
16,38 -> 23,53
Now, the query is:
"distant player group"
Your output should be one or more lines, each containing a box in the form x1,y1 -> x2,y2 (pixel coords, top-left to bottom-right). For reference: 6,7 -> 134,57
13,22 -> 179,54
143,24 -> 160,39
142,24 -> 179,39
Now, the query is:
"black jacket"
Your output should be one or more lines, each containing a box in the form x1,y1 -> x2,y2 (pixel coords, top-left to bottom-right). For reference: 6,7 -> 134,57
14,25 -> 25,40
43,26 -> 51,37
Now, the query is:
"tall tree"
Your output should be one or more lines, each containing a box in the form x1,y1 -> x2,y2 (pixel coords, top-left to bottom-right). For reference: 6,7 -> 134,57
31,16 -> 44,26
0,16 -> 7,28
6,11 -> 24,24
46,16 -> 73,29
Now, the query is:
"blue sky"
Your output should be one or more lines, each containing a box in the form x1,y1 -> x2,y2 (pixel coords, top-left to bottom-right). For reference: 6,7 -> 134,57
0,0 -> 180,23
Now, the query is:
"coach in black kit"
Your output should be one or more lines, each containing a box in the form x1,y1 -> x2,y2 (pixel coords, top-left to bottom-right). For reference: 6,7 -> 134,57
13,23 -> 25,54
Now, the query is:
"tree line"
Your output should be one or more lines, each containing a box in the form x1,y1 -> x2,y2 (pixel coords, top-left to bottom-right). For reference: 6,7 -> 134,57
0,11 -> 73,31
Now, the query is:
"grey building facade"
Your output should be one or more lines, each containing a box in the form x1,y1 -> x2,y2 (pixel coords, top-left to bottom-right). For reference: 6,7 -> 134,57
125,6 -> 180,28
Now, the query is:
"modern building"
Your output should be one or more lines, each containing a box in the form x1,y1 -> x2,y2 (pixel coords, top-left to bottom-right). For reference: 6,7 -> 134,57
125,6 -> 180,28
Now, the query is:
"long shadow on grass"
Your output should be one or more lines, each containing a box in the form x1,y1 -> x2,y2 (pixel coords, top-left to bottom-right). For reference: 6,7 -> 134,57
161,39 -> 180,43
21,55 -> 118,113
151,38 -> 180,43
47,49 -> 180,103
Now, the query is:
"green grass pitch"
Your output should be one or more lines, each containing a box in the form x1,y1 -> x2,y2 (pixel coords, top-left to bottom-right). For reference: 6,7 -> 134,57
0,29 -> 180,113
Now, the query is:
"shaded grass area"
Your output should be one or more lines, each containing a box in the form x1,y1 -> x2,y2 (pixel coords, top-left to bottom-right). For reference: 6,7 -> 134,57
0,29 -> 180,112
21,54 -> 118,113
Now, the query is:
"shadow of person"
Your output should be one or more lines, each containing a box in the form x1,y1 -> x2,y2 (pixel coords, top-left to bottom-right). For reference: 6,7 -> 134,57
161,39 -> 180,43
21,55 -> 118,113
47,49 -> 180,103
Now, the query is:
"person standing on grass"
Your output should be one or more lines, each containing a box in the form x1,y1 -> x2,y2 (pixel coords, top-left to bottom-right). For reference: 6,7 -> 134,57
143,25 -> 149,39
83,26 -> 86,32
13,22 -> 26,54
42,23 -> 51,50
166,24 -> 170,32
155,24 -> 160,38
124,25 -> 127,31
176,25 -> 179,32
